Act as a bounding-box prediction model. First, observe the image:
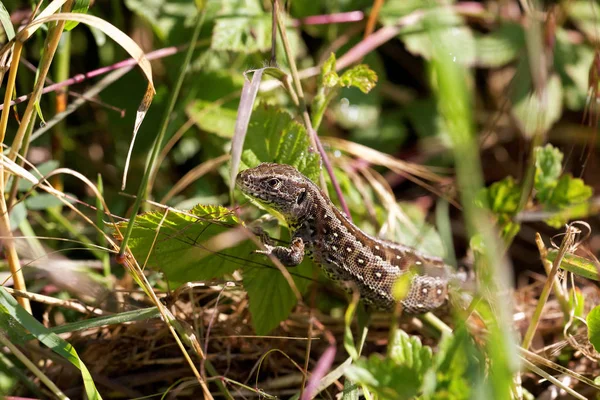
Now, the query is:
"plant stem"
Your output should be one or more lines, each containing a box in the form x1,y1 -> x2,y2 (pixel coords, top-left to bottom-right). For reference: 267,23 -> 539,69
522,225 -> 577,349
51,28 -> 72,193
274,1 -> 352,219
534,233 -> 570,319
96,174 -> 111,278
5,7 -> 71,175
0,41 -> 23,143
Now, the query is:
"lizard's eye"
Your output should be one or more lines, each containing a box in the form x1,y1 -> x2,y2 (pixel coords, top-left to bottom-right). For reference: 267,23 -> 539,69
267,178 -> 281,188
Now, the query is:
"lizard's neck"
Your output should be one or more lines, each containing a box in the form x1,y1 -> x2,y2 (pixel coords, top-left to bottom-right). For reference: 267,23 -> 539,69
286,186 -> 326,235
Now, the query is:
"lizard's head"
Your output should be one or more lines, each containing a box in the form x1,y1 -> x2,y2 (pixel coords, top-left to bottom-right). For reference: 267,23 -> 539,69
236,163 -> 313,222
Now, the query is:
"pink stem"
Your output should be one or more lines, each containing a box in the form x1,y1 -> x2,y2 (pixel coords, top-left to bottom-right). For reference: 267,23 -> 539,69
291,11 -> 364,27
2,45 -> 185,110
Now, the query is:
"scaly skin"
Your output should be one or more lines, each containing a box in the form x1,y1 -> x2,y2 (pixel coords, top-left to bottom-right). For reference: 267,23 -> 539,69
236,163 -> 455,313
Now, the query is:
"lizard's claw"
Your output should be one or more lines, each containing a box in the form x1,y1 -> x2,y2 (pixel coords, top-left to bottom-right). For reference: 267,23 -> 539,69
253,243 -> 275,256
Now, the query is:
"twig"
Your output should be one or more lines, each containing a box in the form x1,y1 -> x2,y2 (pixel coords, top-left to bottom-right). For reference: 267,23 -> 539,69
522,224 -> 578,349
274,0 -> 352,219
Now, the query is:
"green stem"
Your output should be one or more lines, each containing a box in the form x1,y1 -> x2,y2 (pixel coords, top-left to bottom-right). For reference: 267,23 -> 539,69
50,29 -> 72,194
522,225 -> 576,349
274,1 -> 352,219
96,174 -> 111,278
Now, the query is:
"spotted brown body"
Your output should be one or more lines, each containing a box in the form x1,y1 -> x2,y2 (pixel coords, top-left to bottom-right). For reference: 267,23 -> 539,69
236,163 -> 454,313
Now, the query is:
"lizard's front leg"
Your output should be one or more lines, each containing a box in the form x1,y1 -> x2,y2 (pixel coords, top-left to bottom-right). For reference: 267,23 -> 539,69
255,236 -> 305,267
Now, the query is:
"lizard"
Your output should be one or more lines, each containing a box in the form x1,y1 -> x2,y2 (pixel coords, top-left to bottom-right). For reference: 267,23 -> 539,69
236,162 -> 462,313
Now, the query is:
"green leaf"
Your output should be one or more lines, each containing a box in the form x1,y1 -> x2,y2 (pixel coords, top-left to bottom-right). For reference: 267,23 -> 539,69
313,53 -> 378,132
187,100 -> 238,137
338,65 -> 378,94
124,0 -> 201,41
345,330 -> 433,400
546,250 -> 600,281
531,144 -> 593,226
379,0 -> 432,26
568,1 -> 600,43
16,308 -> 161,341
388,329 -> 433,374
587,305 -> 600,352
212,15 -> 271,53
118,204 -> 311,334
400,9 -> 476,65
9,202 -> 26,231
346,356 -> 423,400
554,28 -> 595,110
117,204 -> 249,285
64,0 -> 90,31
427,325 -> 480,398
244,258 -> 313,335
387,7 -> 524,67
211,6 -> 304,58
547,174 -> 593,207
476,176 -> 521,215
475,177 -> 522,240
0,1 -> 15,42
402,98 -> 452,147
241,106 -> 321,182
321,53 -> 340,88
0,287 -> 103,400
186,70 -> 246,138
17,160 -> 60,191
511,72 -> 563,138
541,174 -> 592,227
345,346 -> 422,400
25,193 -> 73,210
474,23 -> 525,67
341,379 -> 360,400
534,144 -> 563,194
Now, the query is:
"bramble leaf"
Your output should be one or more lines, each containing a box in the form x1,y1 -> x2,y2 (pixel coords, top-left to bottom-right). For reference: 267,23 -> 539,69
117,204 -> 311,334
338,65 -> 378,94
321,53 -> 340,88
118,205 -> 248,283
534,144 -> 563,193
318,53 -> 378,93
187,71 -> 245,138
210,3 -> 304,57
547,174 -> 593,207
389,329 -> 433,372
345,330 -> 433,400
187,100 -> 238,137
427,326 -> 480,398
476,176 -> 521,215
530,144 -> 593,226
475,177 -> 521,239
241,107 -> 321,182
244,258 -> 313,335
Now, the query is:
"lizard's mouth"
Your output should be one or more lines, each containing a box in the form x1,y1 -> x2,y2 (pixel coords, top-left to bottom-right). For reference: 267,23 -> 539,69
235,170 -> 265,201
235,170 -> 252,192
